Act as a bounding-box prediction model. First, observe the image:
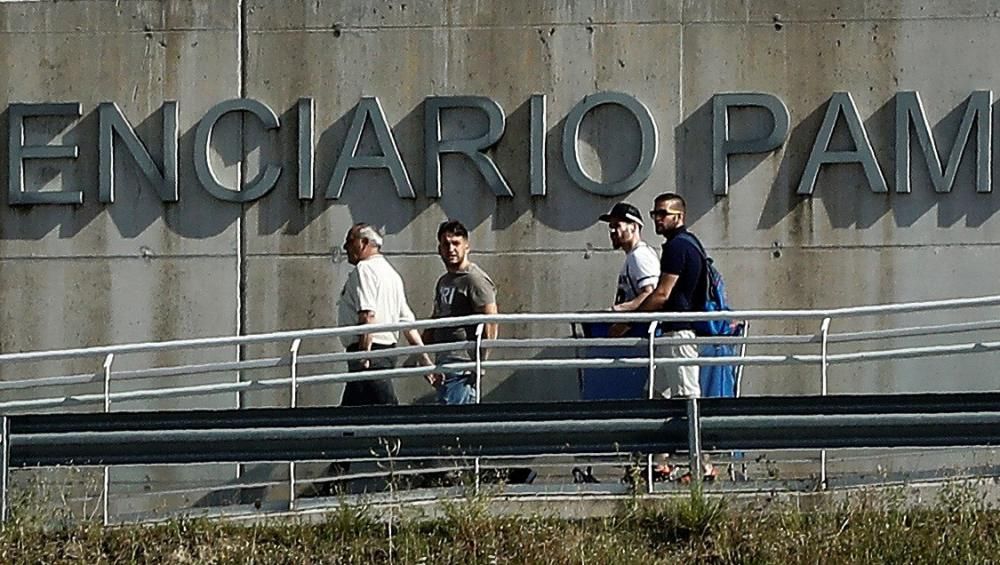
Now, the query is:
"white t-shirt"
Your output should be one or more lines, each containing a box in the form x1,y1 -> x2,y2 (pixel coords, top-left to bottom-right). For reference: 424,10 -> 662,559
337,254 -> 416,347
615,241 -> 660,305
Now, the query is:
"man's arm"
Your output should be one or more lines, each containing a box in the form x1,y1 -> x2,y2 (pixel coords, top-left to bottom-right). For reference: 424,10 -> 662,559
608,274 -> 678,337
478,302 -> 499,360
356,310 -> 376,367
636,273 -> 679,312
611,284 -> 655,312
402,329 -> 437,384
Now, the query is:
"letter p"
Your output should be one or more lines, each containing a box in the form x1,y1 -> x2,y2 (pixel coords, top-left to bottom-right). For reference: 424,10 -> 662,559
712,93 -> 789,195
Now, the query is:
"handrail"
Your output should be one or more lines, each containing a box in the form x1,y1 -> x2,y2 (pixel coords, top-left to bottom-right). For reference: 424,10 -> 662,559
7,315 -> 1000,393
4,335 -> 1000,413
2,294 -> 1000,364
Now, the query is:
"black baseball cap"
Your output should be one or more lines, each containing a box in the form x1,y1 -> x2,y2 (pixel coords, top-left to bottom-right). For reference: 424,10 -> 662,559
599,202 -> 644,227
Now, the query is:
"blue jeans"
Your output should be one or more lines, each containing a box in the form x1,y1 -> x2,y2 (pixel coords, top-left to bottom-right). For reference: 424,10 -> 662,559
437,372 -> 476,405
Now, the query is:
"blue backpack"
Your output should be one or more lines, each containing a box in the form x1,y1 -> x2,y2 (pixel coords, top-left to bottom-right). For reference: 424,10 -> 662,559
675,232 -> 734,337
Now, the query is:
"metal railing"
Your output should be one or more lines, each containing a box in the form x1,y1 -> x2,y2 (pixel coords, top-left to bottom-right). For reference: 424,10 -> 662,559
7,393 -> 1000,522
1,294 -> 1000,522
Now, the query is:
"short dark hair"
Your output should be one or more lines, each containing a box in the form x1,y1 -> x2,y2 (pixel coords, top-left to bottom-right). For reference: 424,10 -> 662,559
437,220 -> 469,241
653,192 -> 686,213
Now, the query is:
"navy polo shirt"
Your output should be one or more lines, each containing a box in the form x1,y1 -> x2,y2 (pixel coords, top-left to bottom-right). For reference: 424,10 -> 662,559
659,227 -> 707,331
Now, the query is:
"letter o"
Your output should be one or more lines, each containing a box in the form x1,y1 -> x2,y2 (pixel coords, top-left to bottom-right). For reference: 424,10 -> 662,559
561,92 -> 658,196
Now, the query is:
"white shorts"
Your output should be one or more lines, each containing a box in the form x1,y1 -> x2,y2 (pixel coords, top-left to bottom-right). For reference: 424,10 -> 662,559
650,329 -> 700,398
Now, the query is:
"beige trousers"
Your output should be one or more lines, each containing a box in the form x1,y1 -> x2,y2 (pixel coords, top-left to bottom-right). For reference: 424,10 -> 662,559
651,329 -> 700,398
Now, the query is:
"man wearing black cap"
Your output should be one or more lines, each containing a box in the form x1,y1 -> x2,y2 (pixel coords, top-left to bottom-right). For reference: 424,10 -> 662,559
599,202 -> 660,312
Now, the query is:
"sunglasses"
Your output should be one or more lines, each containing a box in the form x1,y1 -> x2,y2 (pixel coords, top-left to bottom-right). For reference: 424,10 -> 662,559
649,209 -> 681,219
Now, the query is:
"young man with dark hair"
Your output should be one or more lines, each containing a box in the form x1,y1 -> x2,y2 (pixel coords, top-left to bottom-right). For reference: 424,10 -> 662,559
423,220 -> 499,405
635,193 -> 706,399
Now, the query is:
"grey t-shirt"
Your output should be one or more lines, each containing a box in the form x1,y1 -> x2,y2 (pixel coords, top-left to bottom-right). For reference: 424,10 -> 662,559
429,263 -> 497,362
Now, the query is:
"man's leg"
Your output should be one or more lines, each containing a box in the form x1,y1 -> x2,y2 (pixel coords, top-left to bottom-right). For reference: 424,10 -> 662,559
436,372 -> 476,405
341,345 -> 399,406
325,345 -> 398,495
672,330 -> 701,398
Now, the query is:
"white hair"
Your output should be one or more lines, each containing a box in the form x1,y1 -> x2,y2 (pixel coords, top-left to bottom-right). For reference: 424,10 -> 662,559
357,225 -> 383,248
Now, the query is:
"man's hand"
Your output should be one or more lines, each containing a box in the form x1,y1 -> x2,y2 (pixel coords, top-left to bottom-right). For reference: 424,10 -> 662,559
426,372 -> 444,387
360,358 -> 371,370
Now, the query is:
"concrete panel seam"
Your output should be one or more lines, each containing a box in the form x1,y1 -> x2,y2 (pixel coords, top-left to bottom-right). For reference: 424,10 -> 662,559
0,28 -> 238,35
246,21 -> 682,34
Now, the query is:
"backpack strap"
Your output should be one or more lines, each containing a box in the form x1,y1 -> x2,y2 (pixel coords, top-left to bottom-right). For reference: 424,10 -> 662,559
672,231 -> 713,305
673,231 -> 709,262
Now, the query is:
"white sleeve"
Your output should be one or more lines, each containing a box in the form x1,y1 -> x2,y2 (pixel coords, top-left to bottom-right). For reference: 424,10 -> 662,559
355,263 -> 380,312
398,294 -> 416,323
633,246 -> 660,289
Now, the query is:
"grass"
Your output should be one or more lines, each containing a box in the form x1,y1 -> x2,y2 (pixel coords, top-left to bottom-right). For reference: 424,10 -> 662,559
2,482 -> 1000,563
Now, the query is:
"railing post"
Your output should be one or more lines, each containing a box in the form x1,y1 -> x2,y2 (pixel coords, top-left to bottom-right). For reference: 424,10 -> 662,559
474,323 -> 485,402
819,317 -> 831,491
102,354 -> 113,526
474,323 -> 485,494
103,353 -> 114,413
290,339 -> 302,409
820,318 -> 831,396
1,416 -> 8,525
289,339 -> 301,512
686,397 -> 702,488
646,321 -> 658,494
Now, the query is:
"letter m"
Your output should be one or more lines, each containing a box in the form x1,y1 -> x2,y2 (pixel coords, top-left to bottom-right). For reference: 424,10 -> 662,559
895,91 -> 992,194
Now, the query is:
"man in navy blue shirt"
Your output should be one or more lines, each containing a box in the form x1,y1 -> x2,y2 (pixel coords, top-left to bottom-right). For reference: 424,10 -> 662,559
634,193 -> 706,398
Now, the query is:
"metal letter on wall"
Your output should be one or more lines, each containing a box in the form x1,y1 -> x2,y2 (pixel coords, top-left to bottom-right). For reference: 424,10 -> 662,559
713,93 -> 790,196
895,90 -> 992,194
562,91 -> 658,196
797,92 -> 887,195
530,94 -> 547,196
424,96 -> 513,198
98,101 -> 178,203
326,96 -> 415,199
194,99 -> 282,203
298,97 -> 314,200
7,103 -> 84,205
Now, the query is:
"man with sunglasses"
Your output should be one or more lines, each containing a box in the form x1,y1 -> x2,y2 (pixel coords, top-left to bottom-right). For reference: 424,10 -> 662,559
633,193 -> 706,399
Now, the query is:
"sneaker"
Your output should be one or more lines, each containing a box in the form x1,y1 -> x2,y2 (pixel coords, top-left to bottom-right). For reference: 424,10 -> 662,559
621,463 -> 673,484
572,466 -> 601,484
678,462 -> 719,485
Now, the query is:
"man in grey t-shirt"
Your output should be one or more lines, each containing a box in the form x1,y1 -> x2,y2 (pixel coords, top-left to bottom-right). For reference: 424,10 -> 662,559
423,220 -> 498,405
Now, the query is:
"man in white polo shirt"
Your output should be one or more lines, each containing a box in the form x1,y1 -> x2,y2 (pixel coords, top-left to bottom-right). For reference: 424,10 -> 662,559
337,223 -> 432,406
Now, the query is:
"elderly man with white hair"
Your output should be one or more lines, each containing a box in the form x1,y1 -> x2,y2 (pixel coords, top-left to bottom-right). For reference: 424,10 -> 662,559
337,223 -> 432,406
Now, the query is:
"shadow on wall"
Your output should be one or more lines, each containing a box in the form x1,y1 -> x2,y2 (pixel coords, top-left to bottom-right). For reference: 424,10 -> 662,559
3,95 -> 1000,241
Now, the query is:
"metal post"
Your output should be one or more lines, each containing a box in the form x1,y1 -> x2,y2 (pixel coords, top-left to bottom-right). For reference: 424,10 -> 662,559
646,321 -> 658,494
289,338 -> 301,512
474,323 -> 485,494
102,354 -> 113,526
686,397 -> 702,488
646,322 -> 658,399
103,354 -> 114,413
820,318 -> 831,396
289,461 -> 297,512
474,323 -> 485,402
1,416 -> 9,524
819,317 -> 831,490
290,339 -> 301,409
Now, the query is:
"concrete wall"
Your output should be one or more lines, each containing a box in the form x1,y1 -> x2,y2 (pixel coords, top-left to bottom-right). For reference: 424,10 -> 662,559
2,0 -> 1000,414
